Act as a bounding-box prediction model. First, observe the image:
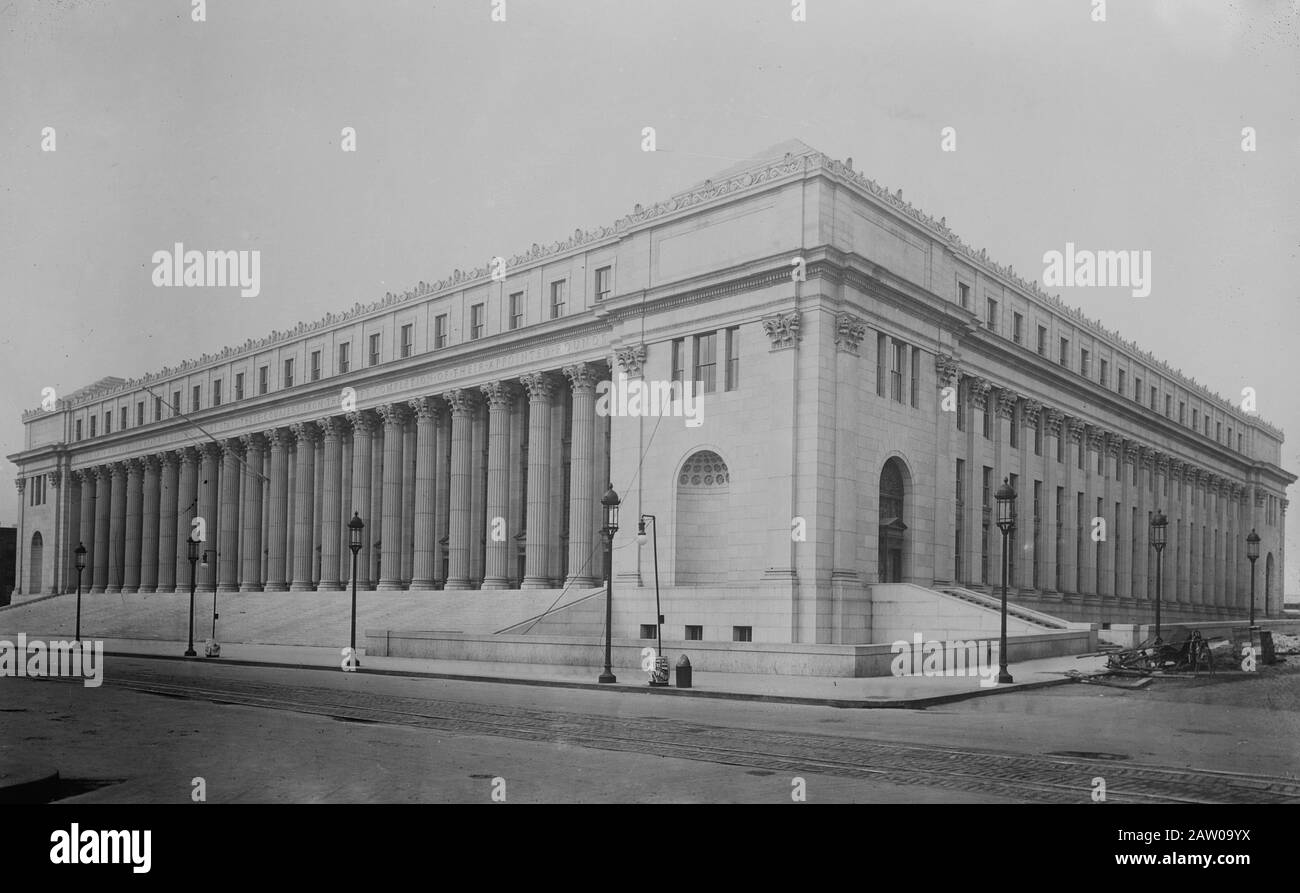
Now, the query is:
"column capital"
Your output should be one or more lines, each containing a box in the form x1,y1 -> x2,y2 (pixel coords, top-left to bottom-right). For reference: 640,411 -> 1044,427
73,468 -> 92,485
143,454 -> 161,472
49,469 -> 63,488
445,388 -> 480,418
1067,417 -> 1086,443
614,344 -> 647,379
760,311 -> 801,350
1122,443 -> 1139,465
1254,489 -> 1266,507
408,396 -> 442,421
220,438 -> 244,460
94,463 -> 115,480
316,416 -> 345,439
1086,428 -> 1105,453
1020,398 -> 1043,426
290,421 -> 320,445
197,442 -> 221,462
935,352 -> 959,387
1043,408 -> 1064,436
376,402 -> 410,429
239,432 -> 265,452
1105,434 -> 1122,459
14,477 -> 25,493
968,376 -> 992,410
520,371 -> 558,401
834,313 -> 868,355
480,381 -> 519,409
263,427 -> 291,449
346,410 -> 378,435
562,364 -> 601,393
995,389 -> 1018,420
108,460 -> 128,477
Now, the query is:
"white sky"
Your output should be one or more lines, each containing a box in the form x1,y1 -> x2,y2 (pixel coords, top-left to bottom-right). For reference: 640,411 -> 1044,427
2,0 -> 1297,591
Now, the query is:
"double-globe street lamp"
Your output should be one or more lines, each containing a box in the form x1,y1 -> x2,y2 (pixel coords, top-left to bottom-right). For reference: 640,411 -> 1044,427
636,514 -> 668,686
74,542 -> 87,643
185,533 -> 200,658
348,512 -> 365,669
1150,509 -> 1167,642
598,485 -> 620,684
1246,527 -> 1261,628
994,477 -> 1016,685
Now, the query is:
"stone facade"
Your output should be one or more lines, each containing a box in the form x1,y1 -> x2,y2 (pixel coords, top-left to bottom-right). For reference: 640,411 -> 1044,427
8,140 -> 1294,644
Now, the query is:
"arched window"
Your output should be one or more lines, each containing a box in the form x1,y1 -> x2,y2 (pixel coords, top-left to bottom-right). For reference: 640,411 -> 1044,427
30,531 -> 43,593
675,451 -> 730,585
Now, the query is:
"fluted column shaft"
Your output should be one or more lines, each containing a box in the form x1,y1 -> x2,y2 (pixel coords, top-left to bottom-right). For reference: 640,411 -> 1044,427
347,412 -> 375,588
402,419 -> 417,585
410,398 -> 439,588
217,440 -> 242,592
264,430 -> 290,591
289,423 -> 318,590
122,459 -> 143,593
433,409 -> 451,586
469,403 -> 488,586
175,449 -> 199,588
76,470 -> 96,588
444,392 -> 476,589
564,365 -> 598,587
521,372 -> 555,588
195,444 -> 220,592
139,457 -> 161,592
368,427 -> 384,587
106,462 -> 127,593
377,404 -> 408,590
89,468 -> 110,592
317,417 -> 345,590
239,434 -> 265,591
481,383 -> 514,589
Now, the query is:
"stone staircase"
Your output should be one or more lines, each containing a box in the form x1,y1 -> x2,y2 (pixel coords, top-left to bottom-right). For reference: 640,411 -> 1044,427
935,586 -> 1070,630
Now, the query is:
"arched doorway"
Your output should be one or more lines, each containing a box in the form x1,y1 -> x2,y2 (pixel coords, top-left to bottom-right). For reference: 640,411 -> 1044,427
30,532 -> 43,593
1265,552 -> 1274,615
878,459 -> 908,583
674,450 -> 730,585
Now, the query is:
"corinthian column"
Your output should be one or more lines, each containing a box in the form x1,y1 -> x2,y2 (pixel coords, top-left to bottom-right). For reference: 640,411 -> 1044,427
376,403 -> 408,590
174,448 -> 199,588
217,439 -> 242,593
564,364 -> 598,587
139,456 -> 161,593
122,458 -> 144,593
520,372 -> 555,589
444,390 -> 477,590
289,422 -> 318,591
347,411 -> 375,588
410,397 -> 439,589
239,433 -> 265,591
106,462 -> 127,594
196,444 -> 220,592
264,429 -> 290,591
481,382 -> 515,589
317,416 -> 345,590
76,469 -> 96,590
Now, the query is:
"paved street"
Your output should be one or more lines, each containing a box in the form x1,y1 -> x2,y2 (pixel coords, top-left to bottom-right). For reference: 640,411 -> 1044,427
3,655 -> 1298,804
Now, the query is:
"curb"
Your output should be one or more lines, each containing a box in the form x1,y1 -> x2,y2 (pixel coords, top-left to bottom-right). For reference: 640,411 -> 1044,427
101,649 -> 1079,709
0,764 -> 61,805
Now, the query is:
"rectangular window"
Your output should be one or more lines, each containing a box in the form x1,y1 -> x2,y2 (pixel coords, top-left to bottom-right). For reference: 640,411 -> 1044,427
732,626 -> 753,643
338,343 -> 350,374
725,326 -> 740,391
1008,473 -> 1019,586
258,367 -> 268,395
639,624 -> 656,640
876,333 -> 887,397
1097,444 -> 1104,474
1227,426 -> 1232,448
283,358 -> 294,389
1117,368 -> 1125,396
191,386 -> 200,412
693,332 -> 717,394
958,281 -> 970,308
981,466 -> 992,585
1059,337 -> 1069,366
955,459 -> 965,582
136,401 -> 144,425
75,418 -> 83,441
90,415 -> 97,437
1192,407 -> 1198,429
891,340 -> 905,403
550,280 -> 566,319
910,346 -> 920,408
1009,403 -> 1019,449
1205,417 -> 1210,437
469,307 -> 483,341
1099,359 -> 1108,387
671,338 -> 685,383
172,390 -> 181,413
434,315 -> 448,350
1134,376 -> 1142,402
685,625 -> 703,641
595,265 -> 612,301
212,380 -> 222,406
1164,393 -> 1171,416
311,350 -> 321,380
1080,348 -> 1090,377
1037,325 -> 1047,357
1237,433 -> 1242,451
985,298 -> 998,333
509,292 -> 524,330
154,396 -> 162,420
1034,413 -> 1042,456
1216,422 -> 1222,442
1033,480 -> 1042,590
1078,435 -> 1085,470
401,323 -> 414,356
1012,312 -> 1023,345
982,466 -> 992,509
120,407 -> 127,430
235,372 -> 244,401
369,333 -> 380,366
956,378 -> 965,432
1056,423 -> 1063,463
1179,401 -> 1186,424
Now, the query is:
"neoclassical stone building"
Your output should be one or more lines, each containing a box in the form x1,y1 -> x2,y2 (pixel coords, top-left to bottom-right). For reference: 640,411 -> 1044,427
9,140 -> 1293,644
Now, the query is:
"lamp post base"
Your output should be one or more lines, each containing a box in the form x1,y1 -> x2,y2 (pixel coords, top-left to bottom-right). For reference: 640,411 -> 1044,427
997,671 -> 1013,684
184,648 -> 197,658
598,672 -> 617,684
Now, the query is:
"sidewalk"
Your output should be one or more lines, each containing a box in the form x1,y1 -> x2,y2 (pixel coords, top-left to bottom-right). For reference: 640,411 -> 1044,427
31,634 -> 1108,708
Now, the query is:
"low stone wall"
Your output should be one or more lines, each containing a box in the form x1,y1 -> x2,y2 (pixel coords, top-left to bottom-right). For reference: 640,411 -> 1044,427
364,627 -> 1096,677
1100,618 -> 1300,649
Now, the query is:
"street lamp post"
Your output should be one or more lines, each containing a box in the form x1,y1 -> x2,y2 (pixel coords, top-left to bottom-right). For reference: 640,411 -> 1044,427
348,512 -> 365,668
207,549 -> 220,655
994,477 -> 1016,684
598,485 -> 620,684
185,533 -> 199,658
1150,510 -> 1167,642
1246,527 -> 1260,628
636,514 -> 667,686
73,540 -> 87,639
